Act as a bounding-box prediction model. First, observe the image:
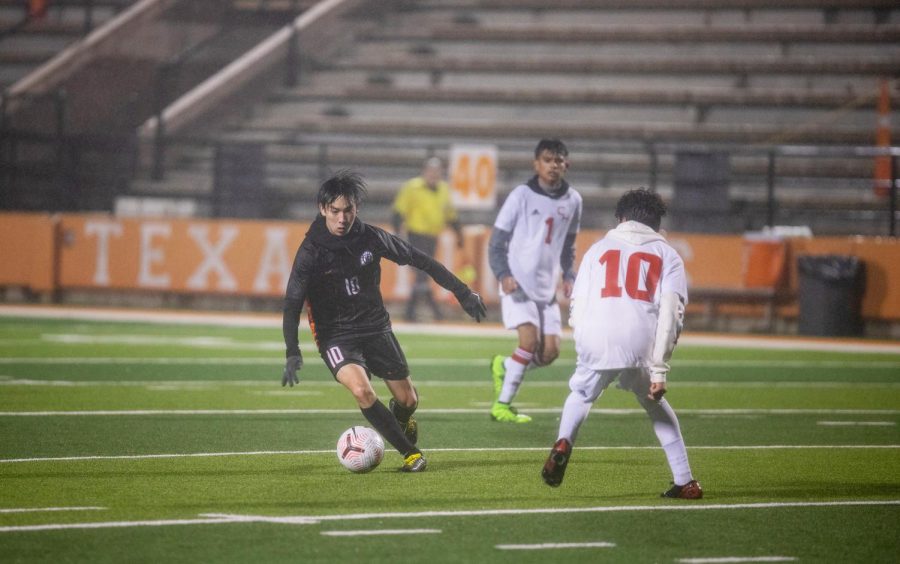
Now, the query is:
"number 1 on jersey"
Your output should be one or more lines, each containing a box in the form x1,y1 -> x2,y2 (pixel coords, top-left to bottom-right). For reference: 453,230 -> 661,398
598,249 -> 662,303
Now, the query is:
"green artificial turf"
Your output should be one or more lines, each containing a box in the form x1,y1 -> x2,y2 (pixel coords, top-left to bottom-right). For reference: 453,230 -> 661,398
0,316 -> 898,563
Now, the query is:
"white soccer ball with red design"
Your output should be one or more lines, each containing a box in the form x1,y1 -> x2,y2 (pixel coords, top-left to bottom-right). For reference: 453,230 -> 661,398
336,426 -> 385,473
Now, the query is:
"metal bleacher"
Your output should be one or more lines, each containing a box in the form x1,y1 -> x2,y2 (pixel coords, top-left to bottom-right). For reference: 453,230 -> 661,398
0,0 -> 137,90
2,0 -> 898,235
0,0 -> 313,212
121,0 -> 900,235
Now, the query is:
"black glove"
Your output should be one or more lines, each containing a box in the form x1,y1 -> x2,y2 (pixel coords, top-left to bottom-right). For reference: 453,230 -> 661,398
459,292 -> 486,323
282,354 -> 302,387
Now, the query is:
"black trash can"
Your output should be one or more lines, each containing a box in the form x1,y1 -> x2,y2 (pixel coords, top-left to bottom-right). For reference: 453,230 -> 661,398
797,255 -> 865,337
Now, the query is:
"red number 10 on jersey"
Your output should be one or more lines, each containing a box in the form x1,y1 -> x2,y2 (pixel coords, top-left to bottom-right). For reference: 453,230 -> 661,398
598,249 -> 662,303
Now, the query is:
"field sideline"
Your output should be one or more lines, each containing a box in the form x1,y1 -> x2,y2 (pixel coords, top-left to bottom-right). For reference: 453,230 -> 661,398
0,305 -> 898,562
2,304 -> 899,352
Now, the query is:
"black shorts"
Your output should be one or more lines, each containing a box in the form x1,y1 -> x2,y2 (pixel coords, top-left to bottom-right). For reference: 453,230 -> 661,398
318,332 -> 410,381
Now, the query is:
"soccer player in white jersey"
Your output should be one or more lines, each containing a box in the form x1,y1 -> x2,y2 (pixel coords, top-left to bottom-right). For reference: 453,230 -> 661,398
488,139 -> 583,423
541,188 -> 702,499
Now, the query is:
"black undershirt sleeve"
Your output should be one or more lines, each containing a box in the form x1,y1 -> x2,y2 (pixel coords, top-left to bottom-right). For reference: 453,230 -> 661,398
282,298 -> 304,359
282,245 -> 313,358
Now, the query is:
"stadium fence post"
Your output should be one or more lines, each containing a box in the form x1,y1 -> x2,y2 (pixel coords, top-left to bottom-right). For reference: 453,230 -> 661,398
285,27 -> 300,87
766,150 -> 776,228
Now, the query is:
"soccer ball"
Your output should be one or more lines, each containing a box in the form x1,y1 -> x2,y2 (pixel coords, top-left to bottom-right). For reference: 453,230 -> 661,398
336,426 -> 385,473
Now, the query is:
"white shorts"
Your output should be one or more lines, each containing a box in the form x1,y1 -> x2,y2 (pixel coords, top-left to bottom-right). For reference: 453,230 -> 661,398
500,293 -> 562,336
569,363 -> 651,402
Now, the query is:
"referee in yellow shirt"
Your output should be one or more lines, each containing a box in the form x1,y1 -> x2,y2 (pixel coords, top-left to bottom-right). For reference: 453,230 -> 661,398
392,157 -> 464,322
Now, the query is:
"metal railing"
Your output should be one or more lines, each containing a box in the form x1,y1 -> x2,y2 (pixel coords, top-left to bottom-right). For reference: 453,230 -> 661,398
137,133 -> 900,236
2,84 -> 897,236
0,89 -> 138,212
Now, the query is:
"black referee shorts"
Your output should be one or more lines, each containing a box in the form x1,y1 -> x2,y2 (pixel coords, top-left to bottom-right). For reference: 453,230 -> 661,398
318,332 -> 410,381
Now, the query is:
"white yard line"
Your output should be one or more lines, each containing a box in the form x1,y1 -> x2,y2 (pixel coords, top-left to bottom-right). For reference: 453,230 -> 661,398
1,356 -> 898,370
0,358 -> 283,364
817,421 -> 896,426
678,558 -> 797,563
0,506 -> 105,514
1,501 -> 896,534
0,450 -> 326,464
666,360 -> 899,368
496,541 -> 615,550
0,409 -> 362,416
2,444 -> 897,464
320,529 -> 441,537
1,378 -> 899,391
0,517 -> 246,532
0,408 -> 897,417
2,304 -> 899,354
1,378 -> 898,392
38,334 -> 285,351
200,499 -> 900,522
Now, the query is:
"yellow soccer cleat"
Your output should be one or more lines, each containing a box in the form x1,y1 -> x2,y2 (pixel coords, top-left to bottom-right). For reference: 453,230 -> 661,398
399,452 -> 427,472
490,401 -> 532,423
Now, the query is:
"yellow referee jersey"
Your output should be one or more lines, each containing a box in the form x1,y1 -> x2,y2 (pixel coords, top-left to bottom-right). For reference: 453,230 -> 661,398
393,177 -> 458,237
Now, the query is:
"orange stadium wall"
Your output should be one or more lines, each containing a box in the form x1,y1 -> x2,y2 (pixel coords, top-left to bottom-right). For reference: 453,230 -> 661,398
0,213 -> 57,292
0,213 -> 898,321
55,215 -> 309,297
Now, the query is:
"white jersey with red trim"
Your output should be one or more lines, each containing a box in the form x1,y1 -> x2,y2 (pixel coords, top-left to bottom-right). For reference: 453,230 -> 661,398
569,221 -> 688,370
494,182 -> 582,303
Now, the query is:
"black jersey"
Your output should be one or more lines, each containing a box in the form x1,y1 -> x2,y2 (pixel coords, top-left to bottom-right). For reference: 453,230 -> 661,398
282,215 -> 471,356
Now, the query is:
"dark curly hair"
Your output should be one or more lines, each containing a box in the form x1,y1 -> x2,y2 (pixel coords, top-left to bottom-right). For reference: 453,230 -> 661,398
317,169 -> 368,208
615,188 -> 667,231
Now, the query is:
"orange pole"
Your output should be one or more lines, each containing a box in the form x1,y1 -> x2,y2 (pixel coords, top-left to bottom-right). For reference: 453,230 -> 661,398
874,78 -> 892,197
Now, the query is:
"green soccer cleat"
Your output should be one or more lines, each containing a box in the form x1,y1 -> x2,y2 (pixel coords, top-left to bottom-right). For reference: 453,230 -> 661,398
490,355 -> 506,401
490,401 -> 532,423
399,452 -> 427,472
389,398 -> 418,445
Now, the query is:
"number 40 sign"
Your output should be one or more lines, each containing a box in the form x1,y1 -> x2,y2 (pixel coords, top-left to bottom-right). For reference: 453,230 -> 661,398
449,144 -> 497,210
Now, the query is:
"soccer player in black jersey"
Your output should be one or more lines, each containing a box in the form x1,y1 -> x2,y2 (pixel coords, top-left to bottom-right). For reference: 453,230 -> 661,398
281,170 -> 486,472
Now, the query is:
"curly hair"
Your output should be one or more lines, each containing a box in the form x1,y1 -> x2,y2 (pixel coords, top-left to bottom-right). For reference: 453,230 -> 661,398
615,188 -> 667,231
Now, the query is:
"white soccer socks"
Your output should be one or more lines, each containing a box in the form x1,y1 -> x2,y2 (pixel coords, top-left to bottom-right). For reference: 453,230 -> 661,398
497,348 -> 532,404
556,390 -> 593,444
643,397 -> 694,486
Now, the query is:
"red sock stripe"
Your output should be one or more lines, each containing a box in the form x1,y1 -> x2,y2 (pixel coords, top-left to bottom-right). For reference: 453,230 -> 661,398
511,348 -> 533,365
